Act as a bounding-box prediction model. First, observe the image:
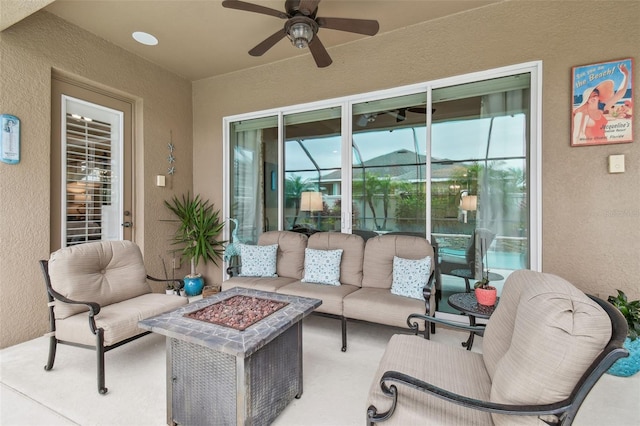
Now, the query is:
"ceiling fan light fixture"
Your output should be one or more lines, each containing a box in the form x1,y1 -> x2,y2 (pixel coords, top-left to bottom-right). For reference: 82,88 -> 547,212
289,22 -> 314,49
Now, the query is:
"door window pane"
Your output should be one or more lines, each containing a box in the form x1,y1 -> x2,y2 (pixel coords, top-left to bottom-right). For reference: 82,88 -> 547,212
63,97 -> 123,246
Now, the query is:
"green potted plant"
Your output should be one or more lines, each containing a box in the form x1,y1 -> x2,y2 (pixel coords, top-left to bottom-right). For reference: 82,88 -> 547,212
164,193 -> 225,296
607,290 -> 640,377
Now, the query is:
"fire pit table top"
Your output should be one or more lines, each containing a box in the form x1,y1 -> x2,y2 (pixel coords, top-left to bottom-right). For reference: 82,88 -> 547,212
139,287 -> 322,357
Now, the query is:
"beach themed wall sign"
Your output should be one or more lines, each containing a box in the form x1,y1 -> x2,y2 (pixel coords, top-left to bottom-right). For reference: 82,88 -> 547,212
571,58 -> 633,147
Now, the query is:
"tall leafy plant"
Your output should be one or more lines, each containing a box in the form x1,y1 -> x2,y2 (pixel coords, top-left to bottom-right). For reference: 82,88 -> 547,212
164,193 -> 226,277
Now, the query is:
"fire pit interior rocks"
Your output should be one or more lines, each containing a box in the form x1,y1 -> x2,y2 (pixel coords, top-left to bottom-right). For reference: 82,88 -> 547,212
185,295 -> 288,331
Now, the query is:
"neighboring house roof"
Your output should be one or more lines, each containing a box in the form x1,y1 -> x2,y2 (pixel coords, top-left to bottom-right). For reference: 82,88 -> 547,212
318,149 -> 462,183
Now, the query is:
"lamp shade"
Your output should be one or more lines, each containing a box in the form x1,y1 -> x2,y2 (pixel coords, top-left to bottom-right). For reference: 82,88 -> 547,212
300,191 -> 322,212
460,195 -> 477,211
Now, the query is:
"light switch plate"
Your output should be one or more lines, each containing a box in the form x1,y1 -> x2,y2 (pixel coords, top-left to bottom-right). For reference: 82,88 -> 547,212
156,175 -> 166,186
608,155 -> 625,173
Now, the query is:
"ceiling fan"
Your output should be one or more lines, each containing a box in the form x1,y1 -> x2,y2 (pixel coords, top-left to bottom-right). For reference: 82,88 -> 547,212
221,0 -> 380,68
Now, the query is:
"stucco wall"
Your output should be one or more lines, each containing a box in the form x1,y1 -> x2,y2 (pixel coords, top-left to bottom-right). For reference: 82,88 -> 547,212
193,1 -> 639,299
0,11 -> 193,348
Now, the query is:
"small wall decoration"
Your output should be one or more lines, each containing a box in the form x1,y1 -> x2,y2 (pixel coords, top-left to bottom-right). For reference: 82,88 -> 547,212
1,114 -> 21,164
167,130 -> 176,175
571,58 -> 633,146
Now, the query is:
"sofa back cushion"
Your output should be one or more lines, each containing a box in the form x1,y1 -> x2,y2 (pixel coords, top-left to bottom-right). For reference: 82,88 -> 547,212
307,232 -> 365,287
484,270 -> 611,425
48,240 -> 151,319
258,231 -> 308,279
361,235 -> 434,289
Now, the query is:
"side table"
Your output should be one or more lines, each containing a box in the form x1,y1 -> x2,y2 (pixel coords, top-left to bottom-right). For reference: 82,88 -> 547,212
449,268 -> 504,292
447,292 -> 498,350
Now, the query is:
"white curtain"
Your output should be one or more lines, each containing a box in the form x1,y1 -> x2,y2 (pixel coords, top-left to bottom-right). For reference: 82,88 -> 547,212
474,89 -> 527,277
234,130 -> 264,243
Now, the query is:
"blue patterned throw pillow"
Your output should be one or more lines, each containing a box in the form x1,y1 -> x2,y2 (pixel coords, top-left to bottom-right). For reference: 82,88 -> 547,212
301,248 -> 343,286
390,255 -> 432,300
239,244 -> 278,277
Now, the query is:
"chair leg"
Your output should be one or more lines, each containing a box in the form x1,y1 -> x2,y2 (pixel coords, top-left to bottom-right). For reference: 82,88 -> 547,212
341,317 -> 347,352
96,329 -> 108,394
44,334 -> 57,371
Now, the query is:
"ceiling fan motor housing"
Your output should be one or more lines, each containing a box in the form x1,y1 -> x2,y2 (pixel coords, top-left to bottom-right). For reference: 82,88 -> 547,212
285,16 -> 318,48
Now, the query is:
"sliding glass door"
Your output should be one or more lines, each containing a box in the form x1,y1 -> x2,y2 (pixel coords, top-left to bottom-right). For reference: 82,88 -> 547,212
224,63 -> 540,310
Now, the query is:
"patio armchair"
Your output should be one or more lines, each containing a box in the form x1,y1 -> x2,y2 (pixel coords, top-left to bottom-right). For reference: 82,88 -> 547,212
366,269 -> 629,425
39,240 -> 188,394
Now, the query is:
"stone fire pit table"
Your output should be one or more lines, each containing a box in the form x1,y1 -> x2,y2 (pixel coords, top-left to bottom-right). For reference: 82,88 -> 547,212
139,286 -> 322,426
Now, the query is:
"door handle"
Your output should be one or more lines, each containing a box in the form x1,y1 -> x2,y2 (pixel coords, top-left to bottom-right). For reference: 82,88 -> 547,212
122,221 -> 133,228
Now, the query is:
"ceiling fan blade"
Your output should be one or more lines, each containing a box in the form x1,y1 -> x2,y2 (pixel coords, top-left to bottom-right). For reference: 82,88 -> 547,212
221,0 -> 289,19
308,36 -> 332,68
248,29 -> 288,56
298,0 -> 321,16
316,17 -> 379,36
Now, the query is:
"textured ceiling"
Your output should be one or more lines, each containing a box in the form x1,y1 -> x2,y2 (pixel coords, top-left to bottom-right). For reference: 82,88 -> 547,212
42,0 -> 501,81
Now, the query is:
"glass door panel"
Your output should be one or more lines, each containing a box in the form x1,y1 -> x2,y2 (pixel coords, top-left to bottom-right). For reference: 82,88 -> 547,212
431,74 -> 530,310
351,93 -> 427,235
284,107 -> 341,232
228,116 -> 278,244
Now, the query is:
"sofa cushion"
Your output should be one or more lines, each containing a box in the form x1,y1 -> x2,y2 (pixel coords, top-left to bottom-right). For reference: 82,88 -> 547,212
343,288 -> 430,330
307,232 -> 365,287
301,248 -> 343,286
258,231 -> 308,279
486,271 -> 612,426
367,334 -> 492,425
239,243 -> 278,277
277,282 -> 359,316
390,255 -> 432,300
222,276 -> 299,293
54,293 -> 187,346
362,235 -> 434,290
48,240 -> 151,319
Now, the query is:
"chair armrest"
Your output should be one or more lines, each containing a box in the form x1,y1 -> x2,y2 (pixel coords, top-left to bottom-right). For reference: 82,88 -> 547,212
39,260 -> 102,316
406,313 -> 486,336
47,286 -> 102,317
367,370 -> 572,423
146,274 -> 184,290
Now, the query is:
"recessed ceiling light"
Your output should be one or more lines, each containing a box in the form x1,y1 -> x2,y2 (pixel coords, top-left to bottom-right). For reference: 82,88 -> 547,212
132,31 -> 158,46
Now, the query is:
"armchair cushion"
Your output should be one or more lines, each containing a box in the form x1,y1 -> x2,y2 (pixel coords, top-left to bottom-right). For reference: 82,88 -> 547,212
55,293 -> 188,346
487,272 -> 611,425
367,334 -> 493,425
48,240 -> 151,319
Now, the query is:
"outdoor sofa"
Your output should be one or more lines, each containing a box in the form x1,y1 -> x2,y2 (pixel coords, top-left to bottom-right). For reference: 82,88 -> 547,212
222,230 -> 437,351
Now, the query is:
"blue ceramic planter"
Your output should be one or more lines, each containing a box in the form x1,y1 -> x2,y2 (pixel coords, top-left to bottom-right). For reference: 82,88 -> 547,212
607,337 -> 640,377
183,275 -> 205,297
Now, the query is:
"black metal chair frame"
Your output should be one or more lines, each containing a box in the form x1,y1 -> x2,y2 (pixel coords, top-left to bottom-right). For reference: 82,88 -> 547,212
39,259 -> 184,395
367,295 -> 629,425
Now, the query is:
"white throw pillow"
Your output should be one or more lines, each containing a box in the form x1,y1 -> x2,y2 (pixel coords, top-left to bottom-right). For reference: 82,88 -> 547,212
301,248 -> 343,286
390,255 -> 432,300
239,244 -> 278,277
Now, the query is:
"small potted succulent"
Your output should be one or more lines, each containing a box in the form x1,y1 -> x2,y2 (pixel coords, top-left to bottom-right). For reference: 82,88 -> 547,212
607,290 -> 640,377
